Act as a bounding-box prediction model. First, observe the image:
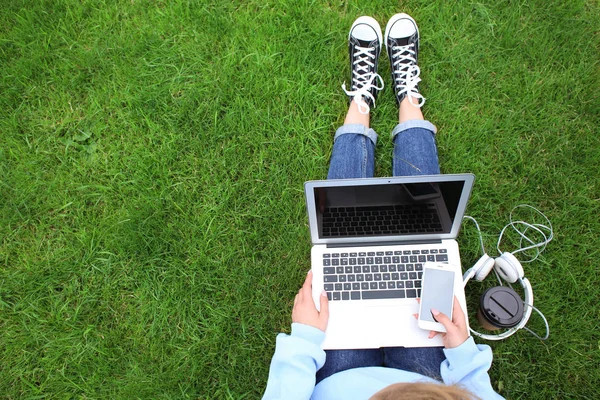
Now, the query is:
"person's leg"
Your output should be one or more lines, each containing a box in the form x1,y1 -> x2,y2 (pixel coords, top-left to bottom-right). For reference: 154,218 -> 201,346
385,13 -> 440,177
328,15 -> 384,180
327,100 -> 377,179
316,348 -> 383,384
391,107 -> 440,177
382,346 -> 446,381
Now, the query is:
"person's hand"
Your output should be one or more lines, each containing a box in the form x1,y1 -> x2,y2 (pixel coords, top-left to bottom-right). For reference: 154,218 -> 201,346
427,296 -> 469,348
415,296 -> 469,349
292,271 -> 329,332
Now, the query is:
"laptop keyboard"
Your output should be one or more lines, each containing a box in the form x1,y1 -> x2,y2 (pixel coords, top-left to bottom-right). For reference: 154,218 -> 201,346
322,249 -> 449,301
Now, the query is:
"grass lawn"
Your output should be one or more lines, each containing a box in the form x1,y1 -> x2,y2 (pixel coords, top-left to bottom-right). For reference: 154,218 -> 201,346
1,0 -> 599,398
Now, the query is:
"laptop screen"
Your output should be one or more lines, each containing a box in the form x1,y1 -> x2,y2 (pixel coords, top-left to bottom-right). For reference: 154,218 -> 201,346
305,175 -> 474,245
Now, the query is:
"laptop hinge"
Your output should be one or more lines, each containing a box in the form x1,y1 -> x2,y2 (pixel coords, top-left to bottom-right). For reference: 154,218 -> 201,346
325,239 -> 443,248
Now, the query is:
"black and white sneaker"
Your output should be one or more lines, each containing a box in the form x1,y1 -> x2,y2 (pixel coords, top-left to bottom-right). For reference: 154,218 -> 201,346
385,13 -> 425,107
342,16 -> 384,114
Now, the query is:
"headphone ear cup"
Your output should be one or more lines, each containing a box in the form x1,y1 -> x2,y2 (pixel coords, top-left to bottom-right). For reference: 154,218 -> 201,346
494,252 -> 524,283
474,254 -> 495,281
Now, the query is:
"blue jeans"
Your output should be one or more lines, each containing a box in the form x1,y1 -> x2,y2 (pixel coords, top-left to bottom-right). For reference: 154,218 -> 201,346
317,120 -> 444,384
328,120 -> 440,179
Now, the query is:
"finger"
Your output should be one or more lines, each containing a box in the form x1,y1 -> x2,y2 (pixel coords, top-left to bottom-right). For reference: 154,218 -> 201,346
412,313 -> 418,320
301,270 -> 313,297
416,298 -> 421,304
451,297 -> 466,326
430,308 -> 456,334
319,290 -> 329,321
428,330 -> 438,339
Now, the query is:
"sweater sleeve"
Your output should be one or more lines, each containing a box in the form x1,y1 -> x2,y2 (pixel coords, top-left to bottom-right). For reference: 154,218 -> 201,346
262,323 -> 326,400
441,337 -> 505,399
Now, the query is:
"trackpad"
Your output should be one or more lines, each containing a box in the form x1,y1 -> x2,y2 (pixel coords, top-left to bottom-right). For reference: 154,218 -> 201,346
323,302 -> 436,349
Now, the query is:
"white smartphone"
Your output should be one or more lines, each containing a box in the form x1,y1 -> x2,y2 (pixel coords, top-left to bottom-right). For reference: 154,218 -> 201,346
418,263 -> 456,332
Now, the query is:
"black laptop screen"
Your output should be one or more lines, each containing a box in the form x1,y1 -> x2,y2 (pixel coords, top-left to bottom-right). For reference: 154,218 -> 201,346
313,181 -> 464,239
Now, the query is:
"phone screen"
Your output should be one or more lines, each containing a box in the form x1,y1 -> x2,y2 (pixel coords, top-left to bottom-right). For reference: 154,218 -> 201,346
420,268 -> 455,322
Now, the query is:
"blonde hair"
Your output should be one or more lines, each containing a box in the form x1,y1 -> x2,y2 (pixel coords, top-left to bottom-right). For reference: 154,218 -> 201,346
370,382 -> 480,400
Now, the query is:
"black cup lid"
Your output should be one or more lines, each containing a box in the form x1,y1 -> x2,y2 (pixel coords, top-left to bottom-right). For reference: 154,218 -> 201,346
479,286 -> 524,328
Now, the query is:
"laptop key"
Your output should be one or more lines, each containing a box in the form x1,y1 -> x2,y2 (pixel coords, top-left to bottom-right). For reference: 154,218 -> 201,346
333,292 -> 341,300
351,291 -> 361,300
352,283 -> 360,290
323,259 -> 331,266
362,290 -> 406,300
361,282 -> 369,290
378,282 -> 386,289
342,292 -> 350,300
436,254 -> 449,262
324,284 -> 333,291
335,283 -> 342,291
324,275 -> 338,282
344,283 -> 351,291
370,282 -> 378,290
356,274 -> 364,281
407,289 -> 417,298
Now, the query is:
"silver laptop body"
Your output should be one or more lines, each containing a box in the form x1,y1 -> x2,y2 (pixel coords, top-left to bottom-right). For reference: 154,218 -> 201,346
305,174 -> 474,350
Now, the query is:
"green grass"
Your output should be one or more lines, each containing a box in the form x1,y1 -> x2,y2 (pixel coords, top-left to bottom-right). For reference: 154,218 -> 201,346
1,0 -> 599,398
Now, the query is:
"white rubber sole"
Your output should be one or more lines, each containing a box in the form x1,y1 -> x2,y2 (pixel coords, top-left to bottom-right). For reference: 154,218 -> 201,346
349,16 -> 383,51
384,13 -> 419,54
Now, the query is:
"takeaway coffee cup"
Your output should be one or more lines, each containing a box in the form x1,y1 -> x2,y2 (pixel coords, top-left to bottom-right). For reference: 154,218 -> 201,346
477,286 -> 525,330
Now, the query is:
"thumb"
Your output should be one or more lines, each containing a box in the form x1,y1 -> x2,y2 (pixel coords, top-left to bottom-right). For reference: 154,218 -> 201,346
319,290 -> 330,321
431,308 -> 454,332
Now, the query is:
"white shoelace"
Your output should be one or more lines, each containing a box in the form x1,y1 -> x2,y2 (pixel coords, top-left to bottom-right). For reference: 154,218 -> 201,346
391,43 -> 425,108
342,45 -> 384,114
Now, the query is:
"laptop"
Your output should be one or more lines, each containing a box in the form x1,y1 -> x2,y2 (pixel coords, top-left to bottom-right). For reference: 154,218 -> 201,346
304,174 -> 474,350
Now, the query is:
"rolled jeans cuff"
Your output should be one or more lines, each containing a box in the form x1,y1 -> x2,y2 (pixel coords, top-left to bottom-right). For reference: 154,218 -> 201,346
391,120 -> 437,140
334,123 -> 378,146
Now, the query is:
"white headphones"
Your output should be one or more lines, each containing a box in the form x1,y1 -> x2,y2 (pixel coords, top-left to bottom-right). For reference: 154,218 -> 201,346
462,205 -> 552,341
463,252 -> 534,340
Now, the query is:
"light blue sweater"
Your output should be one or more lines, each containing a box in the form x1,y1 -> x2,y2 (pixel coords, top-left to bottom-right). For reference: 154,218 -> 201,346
263,323 -> 504,400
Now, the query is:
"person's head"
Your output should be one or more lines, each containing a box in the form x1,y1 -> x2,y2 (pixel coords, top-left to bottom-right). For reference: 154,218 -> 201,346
370,382 -> 479,400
